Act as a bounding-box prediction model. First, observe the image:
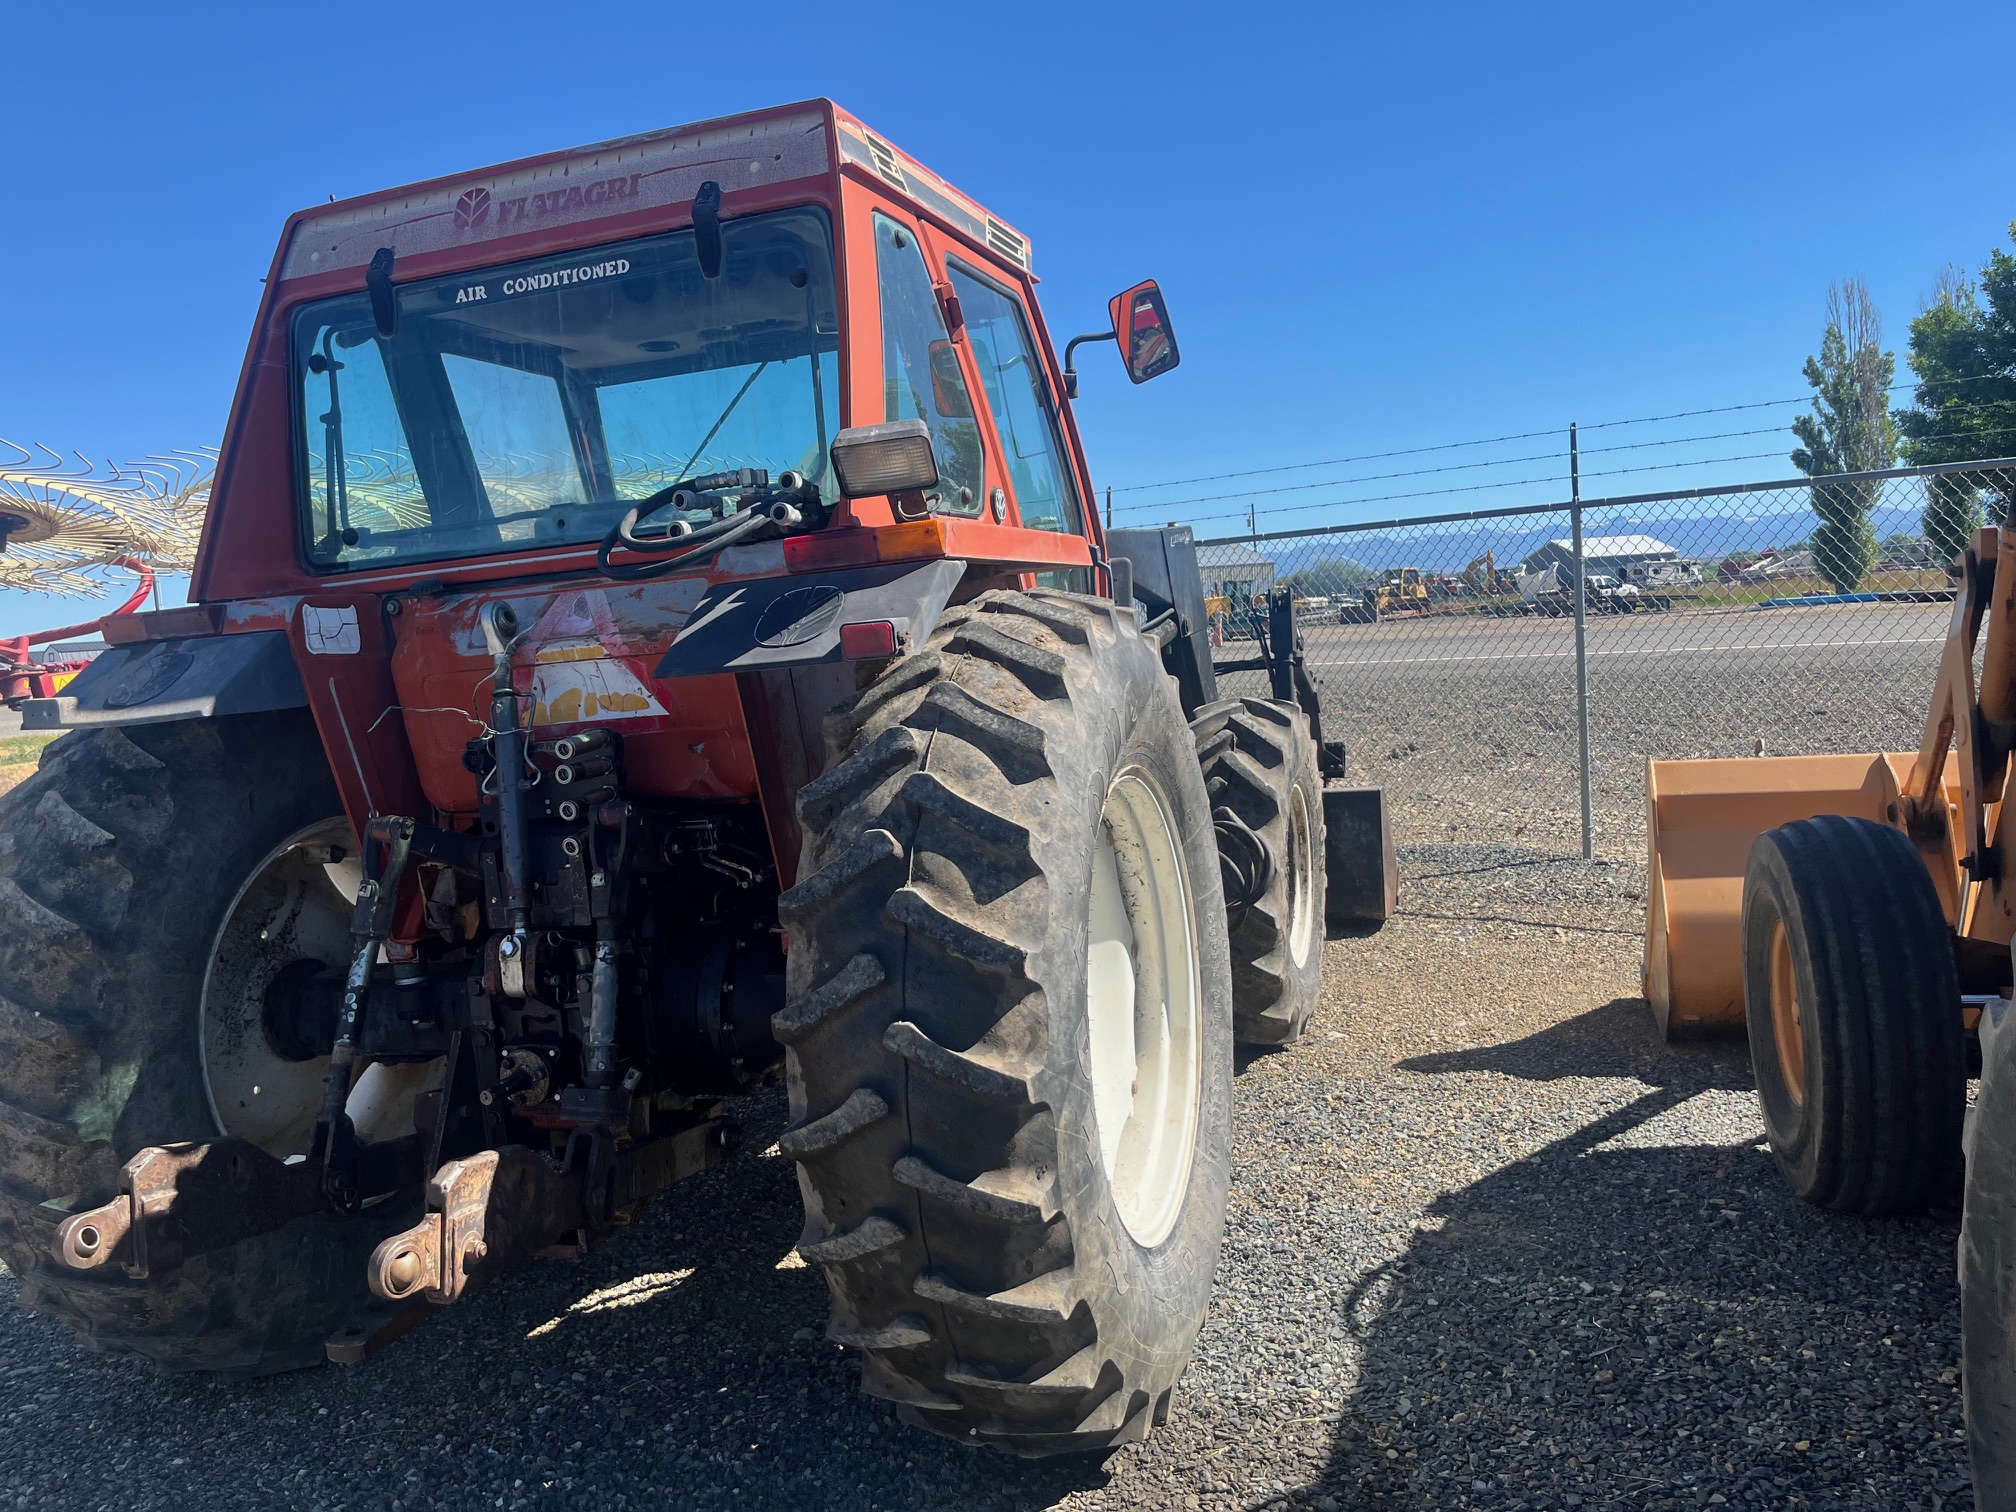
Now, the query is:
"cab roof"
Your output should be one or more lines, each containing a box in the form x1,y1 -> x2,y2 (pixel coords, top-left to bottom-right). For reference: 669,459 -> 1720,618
277,100 -> 1032,284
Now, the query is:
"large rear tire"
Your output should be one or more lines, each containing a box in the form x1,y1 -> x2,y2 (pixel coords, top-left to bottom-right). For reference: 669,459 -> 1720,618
1963,997 -> 2016,1510
0,713 -> 412,1374
1741,815 -> 1963,1215
1197,697 -> 1326,1044
778,588 -> 1234,1454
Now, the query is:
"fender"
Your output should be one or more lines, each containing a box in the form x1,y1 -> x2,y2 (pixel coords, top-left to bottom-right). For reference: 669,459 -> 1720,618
655,558 -> 965,679
21,630 -> 308,731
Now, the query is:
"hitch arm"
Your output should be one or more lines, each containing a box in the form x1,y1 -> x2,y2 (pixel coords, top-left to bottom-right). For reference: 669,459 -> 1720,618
52,1139 -> 325,1278
312,814 -> 417,1211
369,1119 -> 730,1306
50,1135 -> 425,1279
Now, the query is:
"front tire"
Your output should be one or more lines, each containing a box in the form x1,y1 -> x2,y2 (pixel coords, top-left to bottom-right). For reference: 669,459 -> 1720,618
1741,816 -> 1963,1215
1197,697 -> 1326,1044
0,714 -> 412,1373
778,588 -> 1234,1454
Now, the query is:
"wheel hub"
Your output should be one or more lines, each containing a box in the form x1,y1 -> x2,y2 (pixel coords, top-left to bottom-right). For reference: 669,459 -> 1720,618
1285,782 -> 1317,969
200,818 -> 438,1157
1085,768 -> 1203,1248
1767,916 -> 1805,1107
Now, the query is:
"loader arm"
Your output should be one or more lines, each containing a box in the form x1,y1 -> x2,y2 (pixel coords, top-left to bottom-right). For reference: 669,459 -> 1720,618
1951,523 -> 2016,952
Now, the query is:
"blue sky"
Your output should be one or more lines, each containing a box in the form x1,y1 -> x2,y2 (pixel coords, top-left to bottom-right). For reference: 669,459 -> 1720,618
4,0 -> 2013,633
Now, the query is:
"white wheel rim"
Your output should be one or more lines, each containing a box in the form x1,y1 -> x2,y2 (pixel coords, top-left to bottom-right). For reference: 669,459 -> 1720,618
1286,782 -> 1317,969
1085,767 -> 1203,1248
200,818 -> 440,1158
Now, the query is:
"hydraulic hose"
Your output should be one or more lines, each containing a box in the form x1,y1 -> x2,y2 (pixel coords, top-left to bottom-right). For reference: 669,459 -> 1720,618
617,509 -> 696,554
596,505 -> 771,582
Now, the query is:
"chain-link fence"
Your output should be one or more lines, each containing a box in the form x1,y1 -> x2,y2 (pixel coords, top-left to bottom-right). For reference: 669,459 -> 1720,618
1199,460 -> 2016,866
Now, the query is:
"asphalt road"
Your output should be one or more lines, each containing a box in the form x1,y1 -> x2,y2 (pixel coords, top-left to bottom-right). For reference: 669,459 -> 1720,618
1296,601 -> 1949,670
1220,600 -> 1949,862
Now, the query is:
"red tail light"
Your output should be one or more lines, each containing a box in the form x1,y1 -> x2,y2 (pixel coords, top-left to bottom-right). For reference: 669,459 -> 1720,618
838,620 -> 897,659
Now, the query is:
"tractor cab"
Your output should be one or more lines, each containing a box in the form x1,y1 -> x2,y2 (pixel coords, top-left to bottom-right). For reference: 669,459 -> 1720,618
99,101 -> 1186,838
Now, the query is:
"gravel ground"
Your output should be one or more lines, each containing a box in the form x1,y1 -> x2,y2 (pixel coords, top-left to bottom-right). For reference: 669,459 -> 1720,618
0,618 -> 1973,1508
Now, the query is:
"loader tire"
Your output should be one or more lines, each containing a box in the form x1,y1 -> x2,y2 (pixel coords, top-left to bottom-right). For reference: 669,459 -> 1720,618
1962,996 -> 2016,1510
1741,815 -> 1963,1215
1196,697 -> 1326,1045
0,713 -> 409,1374
779,588 -> 1234,1454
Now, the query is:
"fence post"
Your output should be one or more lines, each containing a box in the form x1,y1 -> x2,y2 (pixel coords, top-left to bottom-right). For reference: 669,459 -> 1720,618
1571,422 -> 1593,861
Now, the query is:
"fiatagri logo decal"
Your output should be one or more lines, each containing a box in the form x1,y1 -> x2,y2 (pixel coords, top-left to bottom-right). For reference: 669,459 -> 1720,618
452,174 -> 642,236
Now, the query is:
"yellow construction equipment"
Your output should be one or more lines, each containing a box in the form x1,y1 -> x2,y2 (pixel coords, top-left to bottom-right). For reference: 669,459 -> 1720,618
1644,752 -> 1961,1036
1339,567 -> 1429,623
1461,550 -> 1519,596
1645,521 -> 2016,1200
1643,516 -> 2016,1505
1643,522 -> 2016,1053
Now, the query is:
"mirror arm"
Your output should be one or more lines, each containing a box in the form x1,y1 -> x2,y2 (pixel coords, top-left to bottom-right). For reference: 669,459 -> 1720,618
1061,331 -> 1117,400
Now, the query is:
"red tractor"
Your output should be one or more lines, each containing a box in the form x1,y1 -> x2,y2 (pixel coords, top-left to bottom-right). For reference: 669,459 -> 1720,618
0,102 -> 1384,1453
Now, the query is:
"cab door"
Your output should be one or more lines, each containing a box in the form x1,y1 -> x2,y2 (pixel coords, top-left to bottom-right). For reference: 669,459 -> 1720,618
937,255 -> 1096,581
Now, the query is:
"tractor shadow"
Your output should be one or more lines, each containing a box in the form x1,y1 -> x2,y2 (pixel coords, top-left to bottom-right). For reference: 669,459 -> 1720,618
1397,995 -> 1754,1093
1302,1005 -> 1968,1509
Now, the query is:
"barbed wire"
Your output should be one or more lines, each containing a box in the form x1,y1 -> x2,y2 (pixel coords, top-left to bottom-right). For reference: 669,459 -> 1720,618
1112,373 -> 2016,497
1128,425 -> 2016,530
1161,435 -> 2007,536
1116,422 -> 1847,517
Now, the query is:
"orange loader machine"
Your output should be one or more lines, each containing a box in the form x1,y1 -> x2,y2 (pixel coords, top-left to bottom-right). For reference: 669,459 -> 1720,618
1643,512 -> 2016,1504
0,102 -> 1392,1458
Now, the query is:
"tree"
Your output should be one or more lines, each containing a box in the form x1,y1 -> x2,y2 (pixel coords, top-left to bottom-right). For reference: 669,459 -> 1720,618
1791,279 -> 1895,591
1896,235 -> 2016,562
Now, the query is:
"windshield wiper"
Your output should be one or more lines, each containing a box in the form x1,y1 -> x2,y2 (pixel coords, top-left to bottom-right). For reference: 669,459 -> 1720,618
676,360 -> 770,478
306,330 -> 350,550
366,247 -> 399,338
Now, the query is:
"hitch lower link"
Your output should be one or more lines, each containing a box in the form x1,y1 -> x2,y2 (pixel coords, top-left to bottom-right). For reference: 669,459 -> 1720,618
52,1138 -> 326,1279
366,1118 -> 732,1307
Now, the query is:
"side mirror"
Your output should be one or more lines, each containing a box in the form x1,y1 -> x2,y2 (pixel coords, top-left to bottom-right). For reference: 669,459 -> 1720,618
829,419 -> 941,519
1062,279 -> 1181,398
1108,279 -> 1180,384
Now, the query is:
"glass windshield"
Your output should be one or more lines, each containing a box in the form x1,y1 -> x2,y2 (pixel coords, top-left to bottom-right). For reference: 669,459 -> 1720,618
292,207 -> 839,569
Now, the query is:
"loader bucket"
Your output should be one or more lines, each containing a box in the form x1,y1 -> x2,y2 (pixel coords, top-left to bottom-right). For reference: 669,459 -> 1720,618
1643,754 -> 1919,1038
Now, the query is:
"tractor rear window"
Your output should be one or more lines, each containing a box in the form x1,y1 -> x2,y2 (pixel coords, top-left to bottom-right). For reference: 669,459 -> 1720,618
291,207 -> 840,570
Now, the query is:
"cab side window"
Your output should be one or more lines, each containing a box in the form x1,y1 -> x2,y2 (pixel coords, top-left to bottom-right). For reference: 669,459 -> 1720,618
948,267 -> 1083,535
874,214 -> 984,515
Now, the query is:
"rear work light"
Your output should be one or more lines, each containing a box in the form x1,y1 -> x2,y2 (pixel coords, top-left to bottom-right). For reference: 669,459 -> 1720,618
838,620 -> 898,660
828,419 -> 939,499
